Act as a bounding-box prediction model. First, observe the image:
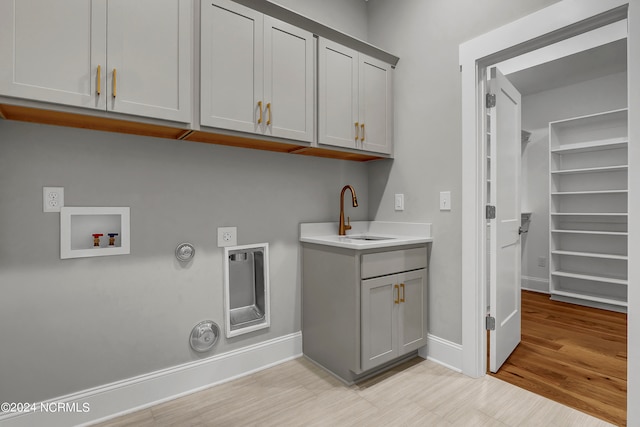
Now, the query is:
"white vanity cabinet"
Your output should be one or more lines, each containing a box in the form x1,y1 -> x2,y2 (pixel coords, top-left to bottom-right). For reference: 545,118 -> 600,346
318,38 -> 393,155
302,244 -> 427,382
361,268 -> 427,372
0,0 -> 192,122
201,0 -> 314,142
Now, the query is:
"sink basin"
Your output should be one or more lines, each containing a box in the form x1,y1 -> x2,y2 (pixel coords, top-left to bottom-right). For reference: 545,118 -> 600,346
346,235 -> 394,241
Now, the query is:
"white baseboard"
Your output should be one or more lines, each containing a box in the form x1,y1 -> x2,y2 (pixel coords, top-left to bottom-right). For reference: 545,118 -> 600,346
521,275 -> 549,294
419,334 -> 463,372
0,332 -> 302,427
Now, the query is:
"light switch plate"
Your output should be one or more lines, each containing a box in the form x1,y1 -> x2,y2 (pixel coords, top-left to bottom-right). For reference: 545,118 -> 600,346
217,227 -> 237,247
43,187 -> 64,212
394,194 -> 404,211
440,191 -> 451,211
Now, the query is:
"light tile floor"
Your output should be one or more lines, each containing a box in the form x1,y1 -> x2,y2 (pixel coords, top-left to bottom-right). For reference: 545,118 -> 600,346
93,357 -> 614,426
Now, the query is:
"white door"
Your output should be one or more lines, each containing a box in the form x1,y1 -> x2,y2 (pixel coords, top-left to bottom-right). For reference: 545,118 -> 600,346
0,0 -> 106,110
359,55 -> 393,154
107,0 -> 191,122
263,17 -> 314,142
488,67 -> 522,373
201,0 -> 263,133
318,38 -> 359,149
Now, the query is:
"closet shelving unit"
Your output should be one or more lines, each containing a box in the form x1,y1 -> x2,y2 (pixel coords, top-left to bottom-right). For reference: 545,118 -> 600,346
548,108 -> 628,312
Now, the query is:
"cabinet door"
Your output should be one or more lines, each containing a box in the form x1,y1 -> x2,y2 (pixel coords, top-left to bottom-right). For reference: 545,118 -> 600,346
0,0 -> 106,110
318,39 -> 358,149
263,17 -> 314,142
361,275 -> 398,372
201,0 -> 263,133
359,54 -> 393,154
107,0 -> 191,122
398,269 -> 427,354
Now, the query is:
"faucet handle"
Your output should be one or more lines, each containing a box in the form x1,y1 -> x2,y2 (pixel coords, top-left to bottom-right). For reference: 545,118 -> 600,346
345,216 -> 352,231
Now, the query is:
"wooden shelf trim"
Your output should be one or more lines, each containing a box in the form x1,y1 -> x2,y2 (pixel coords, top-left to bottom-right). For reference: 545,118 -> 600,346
0,103 -> 385,162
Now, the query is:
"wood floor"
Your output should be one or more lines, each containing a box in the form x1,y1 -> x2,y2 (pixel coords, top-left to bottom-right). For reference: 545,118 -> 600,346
93,356 -> 613,426
491,290 -> 627,426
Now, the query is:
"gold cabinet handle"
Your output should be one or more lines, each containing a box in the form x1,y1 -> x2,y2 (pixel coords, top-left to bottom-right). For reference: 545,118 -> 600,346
400,283 -> 405,303
394,284 -> 400,304
360,123 -> 365,142
266,102 -> 272,125
354,122 -> 359,141
97,65 -> 101,95
112,68 -> 117,98
257,101 -> 263,124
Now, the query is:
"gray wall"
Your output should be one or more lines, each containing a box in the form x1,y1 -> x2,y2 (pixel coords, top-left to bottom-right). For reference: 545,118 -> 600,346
0,0 -> 370,404
272,0 -> 368,41
365,0 -> 561,344
520,71 -> 628,290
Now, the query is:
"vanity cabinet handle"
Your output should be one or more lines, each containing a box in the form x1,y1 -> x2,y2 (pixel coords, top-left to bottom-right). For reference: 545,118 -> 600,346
400,283 -> 405,303
394,284 -> 400,304
257,101 -> 263,124
266,102 -> 272,125
360,123 -> 365,142
354,122 -> 359,141
97,65 -> 101,95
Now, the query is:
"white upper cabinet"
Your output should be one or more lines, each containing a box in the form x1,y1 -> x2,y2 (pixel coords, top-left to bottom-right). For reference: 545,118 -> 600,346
201,0 -> 314,143
0,0 -> 106,110
0,0 -> 192,122
106,0 -> 192,122
319,38 -> 393,155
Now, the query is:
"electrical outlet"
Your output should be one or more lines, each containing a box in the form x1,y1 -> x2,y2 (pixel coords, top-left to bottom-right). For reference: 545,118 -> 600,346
43,187 -> 64,212
217,227 -> 237,247
538,256 -> 546,267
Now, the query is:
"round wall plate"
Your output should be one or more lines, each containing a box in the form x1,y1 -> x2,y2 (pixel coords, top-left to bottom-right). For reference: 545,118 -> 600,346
175,243 -> 195,262
189,320 -> 220,353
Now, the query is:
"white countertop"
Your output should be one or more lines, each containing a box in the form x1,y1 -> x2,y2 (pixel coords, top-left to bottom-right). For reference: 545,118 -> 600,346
300,221 -> 432,250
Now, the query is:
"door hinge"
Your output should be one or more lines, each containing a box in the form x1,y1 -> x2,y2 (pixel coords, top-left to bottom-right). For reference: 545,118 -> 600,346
486,93 -> 496,108
486,205 -> 496,219
486,316 -> 496,331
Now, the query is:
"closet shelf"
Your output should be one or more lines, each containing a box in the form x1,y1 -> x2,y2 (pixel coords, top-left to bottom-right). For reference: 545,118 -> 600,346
551,190 -> 627,195
551,250 -> 628,260
550,165 -> 627,175
551,270 -> 627,286
550,137 -> 628,154
551,230 -> 628,236
550,212 -> 627,216
551,290 -> 627,307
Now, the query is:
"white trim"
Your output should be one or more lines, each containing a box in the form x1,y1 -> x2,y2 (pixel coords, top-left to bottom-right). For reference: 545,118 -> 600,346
460,0 -> 630,381
492,20 -> 627,75
0,332 -> 302,427
418,334 -> 463,373
521,276 -> 549,294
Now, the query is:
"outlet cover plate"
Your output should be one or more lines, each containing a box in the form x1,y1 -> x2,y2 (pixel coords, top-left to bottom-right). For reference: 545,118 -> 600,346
217,227 -> 237,247
394,194 -> 404,211
43,187 -> 64,212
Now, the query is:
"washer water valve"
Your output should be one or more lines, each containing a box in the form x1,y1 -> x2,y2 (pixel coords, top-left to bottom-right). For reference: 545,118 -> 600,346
108,233 -> 119,246
92,234 -> 104,247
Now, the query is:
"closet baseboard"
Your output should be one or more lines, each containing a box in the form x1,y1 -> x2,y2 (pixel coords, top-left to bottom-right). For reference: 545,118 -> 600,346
521,276 -> 549,293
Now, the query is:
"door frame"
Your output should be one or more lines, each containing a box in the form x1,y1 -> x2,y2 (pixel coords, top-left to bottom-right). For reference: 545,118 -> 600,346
459,0 -> 638,423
